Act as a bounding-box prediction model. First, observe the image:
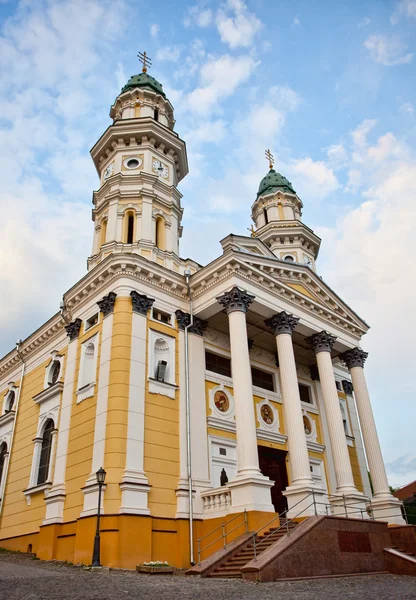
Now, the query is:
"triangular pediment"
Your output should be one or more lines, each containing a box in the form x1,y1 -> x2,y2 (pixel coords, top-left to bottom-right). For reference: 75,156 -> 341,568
220,234 -> 277,259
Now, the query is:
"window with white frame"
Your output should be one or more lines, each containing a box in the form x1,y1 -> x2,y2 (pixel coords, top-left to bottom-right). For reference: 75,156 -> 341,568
76,334 -> 99,402
26,414 -> 58,495
44,352 -> 64,390
209,437 -> 237,488
4,389 -> 16,413
37,419 -> 55,485
298,383 -> 313,404
0,442 -> 8,489
339,400 -> 351,436
148,330 -> 176,398
152,307 -> 172,326
85,312 -> 99,331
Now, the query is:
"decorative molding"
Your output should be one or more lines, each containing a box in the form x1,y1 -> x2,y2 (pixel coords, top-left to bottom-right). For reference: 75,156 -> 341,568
175,310 -> 208,336
33,382 -> 64,406
265,311 -> 300,336
296,364 -> 311,379
76,382 -> 95,404
306,441 -> 325,454
216,286 -> 255,315
207,416 -> 236,434
130,290 -> 155,315
257,430 -> 287,445
306,330 -> 337,354
340,347 -> 368,369
97,291 -> 117,316
65,318 -> 82,341
342,379 -> 354,395
204,329 -> 230,351
148,378 -> 177,399
0,411 -> 15,428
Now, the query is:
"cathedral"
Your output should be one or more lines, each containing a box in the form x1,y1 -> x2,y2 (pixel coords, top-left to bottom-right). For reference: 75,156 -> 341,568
0,57 -> 404,571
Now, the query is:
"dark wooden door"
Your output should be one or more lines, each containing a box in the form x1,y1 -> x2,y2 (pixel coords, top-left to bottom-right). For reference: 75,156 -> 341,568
258,446 -> 288,514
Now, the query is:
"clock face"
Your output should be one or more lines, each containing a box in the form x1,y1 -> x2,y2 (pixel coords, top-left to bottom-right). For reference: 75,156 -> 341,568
152,158 -> 169,179
103,163 -> 114,180
304,256 -> 313,267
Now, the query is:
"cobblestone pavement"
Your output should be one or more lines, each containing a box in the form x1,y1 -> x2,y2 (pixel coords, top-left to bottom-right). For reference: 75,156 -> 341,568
0,553 -> 415,600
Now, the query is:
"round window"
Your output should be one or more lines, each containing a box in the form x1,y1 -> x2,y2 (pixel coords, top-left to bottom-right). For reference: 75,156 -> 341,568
284,255 -> 295,262
123,156 -> 142,170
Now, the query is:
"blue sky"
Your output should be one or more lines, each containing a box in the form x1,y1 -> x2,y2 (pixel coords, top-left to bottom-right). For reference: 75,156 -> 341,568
0,0 -> 415,488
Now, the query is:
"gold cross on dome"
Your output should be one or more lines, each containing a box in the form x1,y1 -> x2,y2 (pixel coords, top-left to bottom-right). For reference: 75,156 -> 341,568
265,148 -> 274,170
137,50 -> 152,73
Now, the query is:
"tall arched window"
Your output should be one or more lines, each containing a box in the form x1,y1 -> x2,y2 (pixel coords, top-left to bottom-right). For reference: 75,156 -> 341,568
124,211 -> 135,244
154,108 -> 159,121
0,443 -> 8,489
81,343 -> 95,388
155,217 -> 166,251
100,219 -> 107,247
5,391 -> 15,412
37,420 -> 54,485
263,208 -> 269,225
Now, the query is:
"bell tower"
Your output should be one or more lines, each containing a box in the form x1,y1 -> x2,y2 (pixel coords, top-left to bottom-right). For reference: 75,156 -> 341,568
251,150 -> 321,270
88,52 -> 188,273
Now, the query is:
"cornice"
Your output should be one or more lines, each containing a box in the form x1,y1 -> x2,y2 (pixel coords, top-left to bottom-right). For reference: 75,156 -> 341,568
33,381 -> 64,405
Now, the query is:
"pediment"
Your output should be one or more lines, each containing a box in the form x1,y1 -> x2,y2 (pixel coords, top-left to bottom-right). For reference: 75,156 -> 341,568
220,234 -> 276,259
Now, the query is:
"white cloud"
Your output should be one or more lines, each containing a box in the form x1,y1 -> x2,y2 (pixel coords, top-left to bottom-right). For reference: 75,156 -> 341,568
290,157 -> 340,199
358,17 -> 371,28
183,119 -> 227,145
400,102 -> 415,116
183,3 -> 213,28
156,45 -> 183,63
186,54 -> 258,114
391,0 -> 416,24
326,144 -> 348,170
364,34 -> 413,66
351,119 -> 377,147
292,15 -> 301,27
150,23 -> 159,37
216,0 -> 262,49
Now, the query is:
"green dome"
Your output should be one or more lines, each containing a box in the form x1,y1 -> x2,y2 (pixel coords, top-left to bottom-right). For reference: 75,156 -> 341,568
257,169 -> 296,198
121,72 -> 166,97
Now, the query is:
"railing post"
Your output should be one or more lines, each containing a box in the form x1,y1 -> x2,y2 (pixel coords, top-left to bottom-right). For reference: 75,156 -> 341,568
252,532 -> 257,560
343,494 -> 348,518
222,523 -> 226,548
312,489 -> 317,515
197,538 -> 201,565
285,510 -> 290,535
244,509 -> 248,532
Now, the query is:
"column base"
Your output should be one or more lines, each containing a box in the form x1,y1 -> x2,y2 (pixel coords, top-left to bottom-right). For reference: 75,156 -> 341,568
119,470 -> 151,515
228,474 -> 274,513
368,495 -> 405,525
329,492 -> 368,519
80,478 -> 106,517
175,478 -> 211,519
42,484 -> 66,525
283,485 -> 328,517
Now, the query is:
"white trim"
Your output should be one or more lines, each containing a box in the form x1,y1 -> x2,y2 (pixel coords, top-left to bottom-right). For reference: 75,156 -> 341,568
148,329 -> 176,395
43,351 -> 64,389
33,382 -> 64,406
76,332 -> 99,402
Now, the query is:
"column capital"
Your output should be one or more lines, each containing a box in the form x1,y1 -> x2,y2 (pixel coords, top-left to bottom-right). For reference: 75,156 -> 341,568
342,379 -> 354,396
97,291 -> 117,316
65,318 -> 82,341
341,347 -> 368,369
175,310 -> 208,336
130,291 -> 155,316
265,312 -> 299,336
306,330 -> 337,354
216,286 -> 255,315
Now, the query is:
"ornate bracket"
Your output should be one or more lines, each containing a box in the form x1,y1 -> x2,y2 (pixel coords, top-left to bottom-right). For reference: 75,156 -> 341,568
342,380 -> 354,395
265,311 -> 299,336
130,290 -> 155,316
340,347 -> 368,369
97,292 -> 117,316
306,330 -> 337,354
175,310 -> 208,336
216,286 -> 255,315
65,318 -> 82,341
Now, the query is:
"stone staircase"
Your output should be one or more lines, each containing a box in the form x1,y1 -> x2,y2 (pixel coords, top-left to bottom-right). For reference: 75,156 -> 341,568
207,520 -> 298,579
391,545 -> 416,559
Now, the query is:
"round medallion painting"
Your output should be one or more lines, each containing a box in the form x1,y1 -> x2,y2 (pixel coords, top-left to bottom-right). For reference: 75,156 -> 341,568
214,390 -> 229,413
260,404 -> 274,425
303,415 -> 312,435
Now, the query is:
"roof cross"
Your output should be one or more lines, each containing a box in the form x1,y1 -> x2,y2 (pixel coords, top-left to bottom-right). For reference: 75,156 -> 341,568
265,148 -> 274,170
137,51 -> 152,73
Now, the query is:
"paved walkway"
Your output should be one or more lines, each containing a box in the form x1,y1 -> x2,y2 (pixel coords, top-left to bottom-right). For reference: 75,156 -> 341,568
0,554 -> 415,599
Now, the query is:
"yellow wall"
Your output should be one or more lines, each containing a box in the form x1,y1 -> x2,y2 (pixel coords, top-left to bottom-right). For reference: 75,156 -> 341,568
144,319 -> 180,518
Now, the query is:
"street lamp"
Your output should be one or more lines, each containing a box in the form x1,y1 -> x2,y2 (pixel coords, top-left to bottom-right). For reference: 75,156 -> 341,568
91,467 -> 106,567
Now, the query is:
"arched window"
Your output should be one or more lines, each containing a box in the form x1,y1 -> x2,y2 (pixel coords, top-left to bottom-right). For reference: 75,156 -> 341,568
5,390 -> 15,412
0,443 -> 8,488
37,420 -> 54,485
283,254 -> 295,263
154,108 -> 159,121
263,208 -> 269,225
155,217 -> 166,251
124,211 -> 135,244
49,360 -> 61,386
100,219 -> 107,247
81,343 -> 95,388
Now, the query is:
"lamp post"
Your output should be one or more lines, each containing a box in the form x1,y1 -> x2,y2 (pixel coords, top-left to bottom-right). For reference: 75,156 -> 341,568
91,467 -> 106,567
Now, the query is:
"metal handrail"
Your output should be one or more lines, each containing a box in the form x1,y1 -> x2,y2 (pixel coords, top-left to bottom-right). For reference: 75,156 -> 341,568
197,509 -> 248,564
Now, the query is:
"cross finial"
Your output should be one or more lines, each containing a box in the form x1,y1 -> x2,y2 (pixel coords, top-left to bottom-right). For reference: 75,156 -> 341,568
137,50 -> 152,73
265,149 -> 274,170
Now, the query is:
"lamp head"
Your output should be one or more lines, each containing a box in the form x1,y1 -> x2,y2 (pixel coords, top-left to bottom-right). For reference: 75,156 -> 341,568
96,467 -> 106,484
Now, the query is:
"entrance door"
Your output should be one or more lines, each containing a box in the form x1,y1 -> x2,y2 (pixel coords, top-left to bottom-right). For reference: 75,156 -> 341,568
258,446 -> 289,514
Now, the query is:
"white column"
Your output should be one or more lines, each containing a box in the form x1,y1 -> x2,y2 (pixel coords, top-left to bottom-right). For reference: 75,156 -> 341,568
29,439 -> 42,488
141,197 -> 153,242
107,199 -> 118,242
309,332 -> 366,517
0,452 -> 9,504
175,311 -> 211,518
120,291 -> 155,515
47,430 -> 58,483
342,348 -> 404,524
266,312 -> 327,516
43,328 -> 79,525
217,287 -> 273,513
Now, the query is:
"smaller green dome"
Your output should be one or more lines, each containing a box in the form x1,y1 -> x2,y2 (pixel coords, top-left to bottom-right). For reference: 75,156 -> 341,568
121,72 -> 166,97
257,169 -> 296,198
